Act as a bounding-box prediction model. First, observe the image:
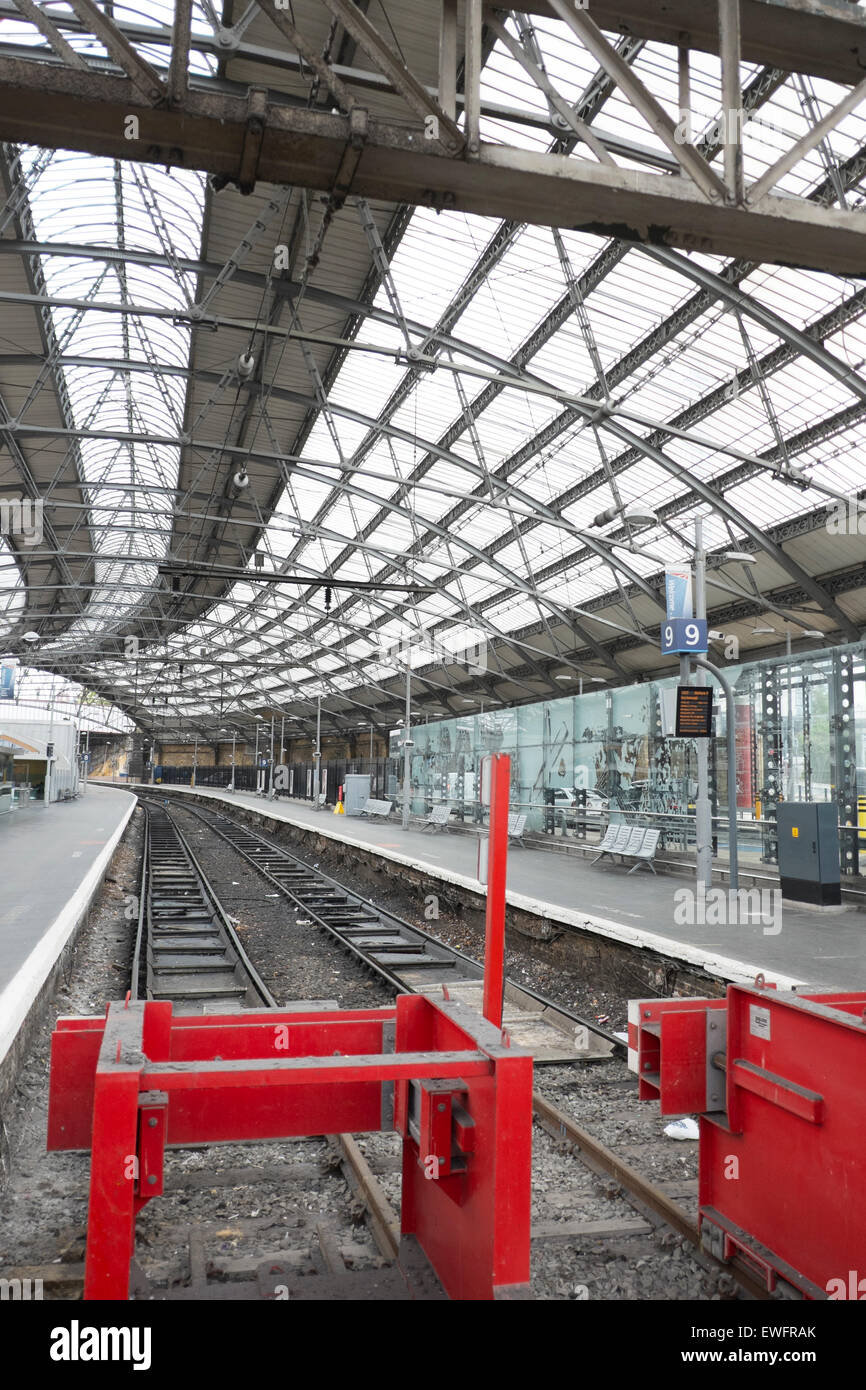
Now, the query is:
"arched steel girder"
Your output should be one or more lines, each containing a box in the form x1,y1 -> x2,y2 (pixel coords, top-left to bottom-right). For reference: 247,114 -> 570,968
8,303 -> 859,656
287,268 -> 865,642
8,168 -> 866,667
639,244 -> 866,406
238,323 -> 860,650
187,454 -> 636,683
9,396 -> 659,653
13,310 -> 856,657
68,557 -> 549,726
254,133 -> 866,621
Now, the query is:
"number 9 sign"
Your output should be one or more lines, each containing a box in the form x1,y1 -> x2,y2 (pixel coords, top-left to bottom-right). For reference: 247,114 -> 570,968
661,618 -> 708,654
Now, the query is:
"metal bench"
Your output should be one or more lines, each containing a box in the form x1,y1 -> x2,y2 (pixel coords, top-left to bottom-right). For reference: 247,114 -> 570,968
625,827 -> 661,874
422,804 -> 452,832
507,812 -> 527,846
592,825 -> 661,874
591,823 -> 632,863
361,797 -> 394,820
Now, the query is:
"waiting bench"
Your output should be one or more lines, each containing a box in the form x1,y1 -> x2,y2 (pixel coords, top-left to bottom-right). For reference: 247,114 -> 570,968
422,804 -> 452,833
592,824 -> 660,874
361,798 -> 394,820
507,813 -> 527,846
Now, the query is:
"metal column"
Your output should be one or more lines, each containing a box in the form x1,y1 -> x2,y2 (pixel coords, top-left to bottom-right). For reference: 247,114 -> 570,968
830,648 -> 859,876
759,663 -> 783,864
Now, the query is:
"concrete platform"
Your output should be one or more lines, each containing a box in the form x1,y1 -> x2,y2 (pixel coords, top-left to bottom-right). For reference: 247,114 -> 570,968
124,783 -> 866,991
0,787 -> 136,1080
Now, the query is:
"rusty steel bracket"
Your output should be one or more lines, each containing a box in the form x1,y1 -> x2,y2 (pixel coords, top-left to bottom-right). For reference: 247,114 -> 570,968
237,87 -> 268,195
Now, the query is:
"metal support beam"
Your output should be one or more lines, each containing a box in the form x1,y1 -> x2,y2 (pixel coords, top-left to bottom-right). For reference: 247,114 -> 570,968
167,0 -> 192,107
0,59 -> 864,271
10,0 -> 89,68
318,0 -> 464,151
718,0 -> 744,204
830,648 -> 859,878
464,0 -> 482,156
748,71 -> 866,205
438,0 -> 458,122
546,0 -> 728,200
65,0 -> 165,102
515,0 -> 866,88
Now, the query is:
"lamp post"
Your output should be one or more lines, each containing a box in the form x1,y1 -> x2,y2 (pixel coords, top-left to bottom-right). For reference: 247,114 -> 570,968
694,518 -> 713,891
313,693 -> 322,801
402,668 -> 413,831
268,714 -> 275,798
230,731 -> 236,791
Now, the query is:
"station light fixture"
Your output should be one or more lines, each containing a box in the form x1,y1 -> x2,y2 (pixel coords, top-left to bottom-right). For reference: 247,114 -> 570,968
592,504 -> 658,529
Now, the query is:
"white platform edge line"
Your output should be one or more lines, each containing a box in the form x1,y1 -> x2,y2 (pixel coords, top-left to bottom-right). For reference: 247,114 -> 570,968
0,791 -> 138,1070
134,784 -> 806,992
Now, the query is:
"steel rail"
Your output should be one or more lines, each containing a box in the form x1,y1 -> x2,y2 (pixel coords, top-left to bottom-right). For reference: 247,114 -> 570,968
532,1093 -> 773,1301
171,797 -> 625,1060
173,794 -> 784,1300
138,799 -> 276,1010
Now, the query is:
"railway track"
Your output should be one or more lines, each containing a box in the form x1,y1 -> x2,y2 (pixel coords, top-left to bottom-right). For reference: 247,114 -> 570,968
165,794 -> 774,1301
134,802 -> 277,1010
171,798 -> 619,1064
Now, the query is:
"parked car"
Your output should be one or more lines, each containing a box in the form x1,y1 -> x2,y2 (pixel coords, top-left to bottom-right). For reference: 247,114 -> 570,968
551,787 -> 608,828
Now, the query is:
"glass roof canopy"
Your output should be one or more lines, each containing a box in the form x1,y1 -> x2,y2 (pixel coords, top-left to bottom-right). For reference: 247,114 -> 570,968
0,4 -> 864,743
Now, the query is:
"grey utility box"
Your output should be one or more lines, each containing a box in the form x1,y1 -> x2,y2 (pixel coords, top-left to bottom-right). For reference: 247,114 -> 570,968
343,773 -> 372,817
776,802 -> 841,906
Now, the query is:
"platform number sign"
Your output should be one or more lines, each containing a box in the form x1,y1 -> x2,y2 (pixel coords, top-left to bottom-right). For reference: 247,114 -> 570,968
661,618 -> 708,655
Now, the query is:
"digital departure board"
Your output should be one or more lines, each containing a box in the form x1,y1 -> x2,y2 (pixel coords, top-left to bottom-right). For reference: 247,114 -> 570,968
675,686 -> 713,738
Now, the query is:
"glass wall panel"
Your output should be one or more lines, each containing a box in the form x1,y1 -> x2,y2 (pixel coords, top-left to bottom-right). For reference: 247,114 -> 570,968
386,642 -> 866,870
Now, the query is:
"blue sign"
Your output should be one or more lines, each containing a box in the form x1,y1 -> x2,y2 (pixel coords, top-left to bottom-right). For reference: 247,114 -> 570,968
661,618 -> 708,655
0,660 -> 17,700
664,568 -> 693,621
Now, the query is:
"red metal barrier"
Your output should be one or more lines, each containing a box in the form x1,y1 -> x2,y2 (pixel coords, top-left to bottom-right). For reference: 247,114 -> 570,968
629,981 -> 866,1297
48,994 -> 532,1301
483,752 -> 510,1028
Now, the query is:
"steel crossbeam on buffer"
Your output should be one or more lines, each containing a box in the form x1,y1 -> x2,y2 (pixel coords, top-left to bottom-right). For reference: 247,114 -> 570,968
0,0 -> 865,275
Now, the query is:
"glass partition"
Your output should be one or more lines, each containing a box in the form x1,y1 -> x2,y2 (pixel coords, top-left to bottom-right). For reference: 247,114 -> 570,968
390,642 -> 866,873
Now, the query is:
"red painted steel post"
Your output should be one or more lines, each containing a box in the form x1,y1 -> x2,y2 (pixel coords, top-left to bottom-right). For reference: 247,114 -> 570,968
84,1065 -> 141,1299
482,753 -> 510,1028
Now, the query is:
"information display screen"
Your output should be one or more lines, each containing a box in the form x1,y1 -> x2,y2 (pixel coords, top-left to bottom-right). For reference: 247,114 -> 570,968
675,686 -> 713,738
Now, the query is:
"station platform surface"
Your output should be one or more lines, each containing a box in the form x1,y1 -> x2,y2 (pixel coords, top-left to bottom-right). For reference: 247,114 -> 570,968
0,786 -> 136,1071
123,782 -> 866,991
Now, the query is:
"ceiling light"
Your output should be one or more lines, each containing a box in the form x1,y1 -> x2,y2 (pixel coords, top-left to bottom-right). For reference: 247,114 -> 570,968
592,503 -> 657,529
724,551 -> 757,564
752,625 -> 776,635
22,630 -> 40,643
623,505 -> 658,528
